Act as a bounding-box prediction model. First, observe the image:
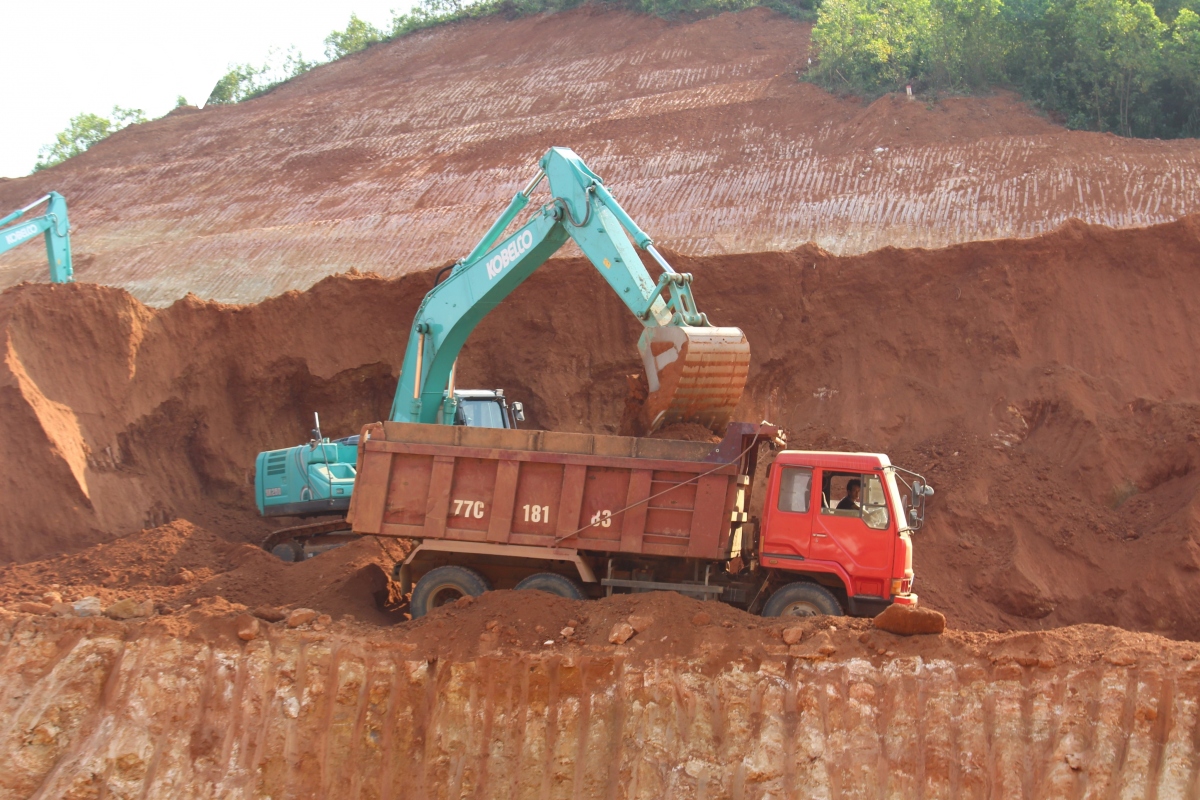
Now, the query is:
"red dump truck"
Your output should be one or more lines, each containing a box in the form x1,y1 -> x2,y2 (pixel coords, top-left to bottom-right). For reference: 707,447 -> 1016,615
347,420 -> 932,618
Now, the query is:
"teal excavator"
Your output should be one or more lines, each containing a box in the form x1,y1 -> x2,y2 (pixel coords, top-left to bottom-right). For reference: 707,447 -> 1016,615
0,192 -> 73,283
255,148 -> 750,557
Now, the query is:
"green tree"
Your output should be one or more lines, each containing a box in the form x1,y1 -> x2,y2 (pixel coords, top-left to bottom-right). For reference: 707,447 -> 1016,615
205,47 -> 316,106
205,64 -> 264,105
1060,0 -> 1165,135
810,0 -> 934,89
110,106 -> 148,128
926,0 -> 1008,89
325,14 -> 385,59
34,106 -> 147,171
392,0 -> 474,36
1161,6 -> 1200,133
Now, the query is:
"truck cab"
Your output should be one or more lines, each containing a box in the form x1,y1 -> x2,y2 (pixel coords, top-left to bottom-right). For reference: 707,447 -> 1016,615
759,451 -> 918,616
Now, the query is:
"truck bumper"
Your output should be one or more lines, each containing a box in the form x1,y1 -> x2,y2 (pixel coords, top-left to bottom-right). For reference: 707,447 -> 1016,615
891,592 -> 919,607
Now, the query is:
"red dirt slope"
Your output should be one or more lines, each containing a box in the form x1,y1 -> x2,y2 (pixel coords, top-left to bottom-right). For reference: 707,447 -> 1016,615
1,214 -> 1199,637
2,7 -> 1199,304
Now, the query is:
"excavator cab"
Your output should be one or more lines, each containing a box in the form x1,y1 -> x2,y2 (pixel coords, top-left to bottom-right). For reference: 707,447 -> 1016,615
451,389 -> 523,428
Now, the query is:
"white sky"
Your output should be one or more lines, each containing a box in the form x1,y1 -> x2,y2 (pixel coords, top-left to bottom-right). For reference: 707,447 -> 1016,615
0,1 -> 413,179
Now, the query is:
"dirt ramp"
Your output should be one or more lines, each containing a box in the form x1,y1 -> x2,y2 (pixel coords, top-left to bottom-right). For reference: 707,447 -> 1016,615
2,599 -> 1199,798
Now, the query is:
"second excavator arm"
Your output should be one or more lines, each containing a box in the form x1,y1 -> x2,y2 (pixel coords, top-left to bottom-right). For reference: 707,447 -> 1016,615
0,192 -> 73,284
389,147 -> 749,432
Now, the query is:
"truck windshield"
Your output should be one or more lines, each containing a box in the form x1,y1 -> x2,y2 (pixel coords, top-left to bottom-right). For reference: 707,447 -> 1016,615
458,398 -> 507,428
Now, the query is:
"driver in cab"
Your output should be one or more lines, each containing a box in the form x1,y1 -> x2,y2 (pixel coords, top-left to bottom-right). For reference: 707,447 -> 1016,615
836,479 -> 861,511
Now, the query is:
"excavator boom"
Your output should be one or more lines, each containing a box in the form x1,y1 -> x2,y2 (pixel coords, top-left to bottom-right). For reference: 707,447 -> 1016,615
0,192 -> 73,284
392,147 -> 749,432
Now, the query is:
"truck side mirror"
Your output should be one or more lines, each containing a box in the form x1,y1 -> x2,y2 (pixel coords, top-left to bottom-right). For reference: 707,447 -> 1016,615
907,480 -> 933,530
511,402 -> 526,423
454,404 -> 467,426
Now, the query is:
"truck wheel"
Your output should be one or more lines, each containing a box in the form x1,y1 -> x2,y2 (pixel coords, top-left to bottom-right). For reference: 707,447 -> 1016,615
514,572 -> 585,600
270,540 -> 304,562
410,566 -> 491,618
762,582 -> 843,618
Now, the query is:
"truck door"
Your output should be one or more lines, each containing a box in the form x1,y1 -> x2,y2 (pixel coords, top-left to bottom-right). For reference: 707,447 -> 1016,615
760,465 -> 814,560
812,470 -> 895,597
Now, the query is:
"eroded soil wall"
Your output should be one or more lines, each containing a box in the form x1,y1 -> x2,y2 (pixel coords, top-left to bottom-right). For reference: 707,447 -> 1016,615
3,599 -> 1199,799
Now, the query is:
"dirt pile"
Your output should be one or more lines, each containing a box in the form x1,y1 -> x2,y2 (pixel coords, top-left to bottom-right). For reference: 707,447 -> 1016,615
3,214 -> 1200,638
3,593 -> 1199,798
3,8 -> 1200,304
0,520 -> 407,624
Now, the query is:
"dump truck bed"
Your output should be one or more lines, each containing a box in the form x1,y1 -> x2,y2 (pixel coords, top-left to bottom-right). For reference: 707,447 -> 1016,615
347,421 -> 775,561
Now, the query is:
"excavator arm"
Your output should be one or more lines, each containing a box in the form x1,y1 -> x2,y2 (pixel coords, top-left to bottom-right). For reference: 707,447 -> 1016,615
390,147 -> 749,431
0,192 -> 73,284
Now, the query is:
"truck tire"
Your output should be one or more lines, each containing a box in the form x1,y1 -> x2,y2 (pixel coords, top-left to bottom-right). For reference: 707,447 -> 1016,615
410,566 -> 491,618
762,581 -> 843,618
514,572 -> 585,600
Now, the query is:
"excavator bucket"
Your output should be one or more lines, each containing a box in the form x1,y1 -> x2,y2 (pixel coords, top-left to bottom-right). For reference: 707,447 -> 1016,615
638,326 -> 750,433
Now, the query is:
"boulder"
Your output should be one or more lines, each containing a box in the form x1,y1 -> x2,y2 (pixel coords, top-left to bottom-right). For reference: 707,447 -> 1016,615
873,604 -> 946,636
71,597 -> 103,618
14,601 -> 53,615
286,608 -> 318,627
104,599 -> 155,620
252,605 -> 287,623
608,622 -> 635,644
236,614 -> 261,641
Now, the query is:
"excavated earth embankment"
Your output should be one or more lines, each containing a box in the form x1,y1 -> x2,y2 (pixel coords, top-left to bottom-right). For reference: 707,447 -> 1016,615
3,7 -> 1200,303
4,592 -> 1200,798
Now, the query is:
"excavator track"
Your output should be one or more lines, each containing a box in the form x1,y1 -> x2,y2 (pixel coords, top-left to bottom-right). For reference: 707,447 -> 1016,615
639,326 -> 750,432
262,518 -> 360,562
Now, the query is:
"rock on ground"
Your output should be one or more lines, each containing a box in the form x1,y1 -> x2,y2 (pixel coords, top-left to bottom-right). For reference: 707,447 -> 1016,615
874,604 -> 947,636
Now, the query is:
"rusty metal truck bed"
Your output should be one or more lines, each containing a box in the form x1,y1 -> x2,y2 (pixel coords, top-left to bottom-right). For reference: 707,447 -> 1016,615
347,421 -> 775,561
